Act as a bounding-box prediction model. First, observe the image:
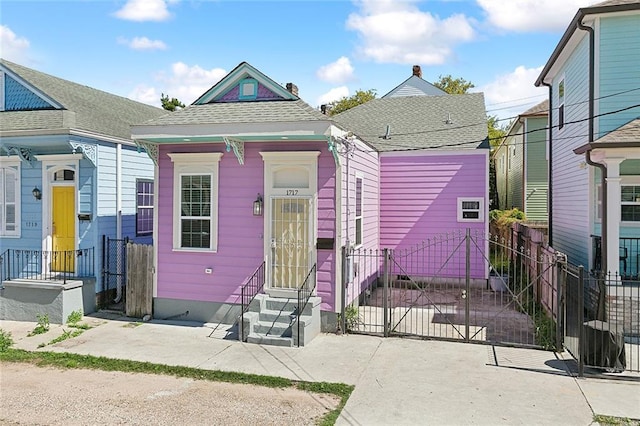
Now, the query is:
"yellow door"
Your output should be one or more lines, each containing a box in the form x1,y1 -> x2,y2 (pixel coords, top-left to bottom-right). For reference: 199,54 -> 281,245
52,186 -> 75,272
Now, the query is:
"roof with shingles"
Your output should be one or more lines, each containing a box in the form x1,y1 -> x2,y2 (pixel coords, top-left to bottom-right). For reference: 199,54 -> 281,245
0,59 -> 166,140
521,99 -> 549,116
332,93 -> 488,151
140,98 -> 328,127
596,118 -> 640,143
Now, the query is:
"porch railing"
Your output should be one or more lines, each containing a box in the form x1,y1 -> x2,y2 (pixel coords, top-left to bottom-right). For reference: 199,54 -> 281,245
296,263 -> 317,347
239,261 -> 266,341
0,248 -> 95,285
591,235 -> 640,279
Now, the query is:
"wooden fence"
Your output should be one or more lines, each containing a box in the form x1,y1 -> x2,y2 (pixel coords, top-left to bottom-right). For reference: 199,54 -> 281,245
125,242 -> 153,318
511,222 -> 559,321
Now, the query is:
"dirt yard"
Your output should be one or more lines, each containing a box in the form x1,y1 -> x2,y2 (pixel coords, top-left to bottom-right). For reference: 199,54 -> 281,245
0,363 -> 339,425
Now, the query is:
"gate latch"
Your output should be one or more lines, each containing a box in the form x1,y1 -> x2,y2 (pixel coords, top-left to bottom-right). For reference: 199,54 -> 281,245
461,290 -> 467,299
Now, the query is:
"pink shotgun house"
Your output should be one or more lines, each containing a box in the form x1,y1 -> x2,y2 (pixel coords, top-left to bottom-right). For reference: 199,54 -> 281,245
131,62 -> 489,346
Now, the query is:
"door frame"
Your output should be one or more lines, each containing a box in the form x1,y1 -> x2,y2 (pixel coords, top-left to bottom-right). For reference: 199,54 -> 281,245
260,151 -> 320,297
39,154 -> 81,274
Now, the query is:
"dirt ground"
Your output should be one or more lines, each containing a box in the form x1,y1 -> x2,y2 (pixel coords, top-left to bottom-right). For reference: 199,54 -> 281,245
0,363 -> 339,425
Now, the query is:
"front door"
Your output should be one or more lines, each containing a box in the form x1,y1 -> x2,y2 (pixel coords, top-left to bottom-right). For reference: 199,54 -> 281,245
52,186 -> 75,272
270,197 -> 312,292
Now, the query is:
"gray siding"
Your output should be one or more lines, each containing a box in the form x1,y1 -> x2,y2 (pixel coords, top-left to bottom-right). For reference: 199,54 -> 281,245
551,35 -> 591,268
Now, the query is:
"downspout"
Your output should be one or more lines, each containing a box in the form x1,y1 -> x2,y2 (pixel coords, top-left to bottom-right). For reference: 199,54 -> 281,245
578,20 -> 606,273
541,82 -> 553,245
115,143 -> 123,303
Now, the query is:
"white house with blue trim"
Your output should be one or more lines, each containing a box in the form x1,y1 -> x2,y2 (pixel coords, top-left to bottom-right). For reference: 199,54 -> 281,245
535,0 -> 640,278
0,59 -> 166,320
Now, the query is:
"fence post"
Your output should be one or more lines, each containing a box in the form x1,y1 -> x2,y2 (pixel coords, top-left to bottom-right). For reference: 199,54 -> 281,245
465,229 -> 471,342
340,245 -> 347,334
577,265 -> 585,377
555,253 -> 566,352
383,248 -> 389,337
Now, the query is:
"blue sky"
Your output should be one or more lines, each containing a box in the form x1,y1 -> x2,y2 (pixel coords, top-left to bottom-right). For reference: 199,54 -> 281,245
1,0 -> 599,123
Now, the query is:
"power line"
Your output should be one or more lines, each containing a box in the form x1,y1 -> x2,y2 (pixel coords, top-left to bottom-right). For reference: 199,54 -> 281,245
368,104 -> 640,152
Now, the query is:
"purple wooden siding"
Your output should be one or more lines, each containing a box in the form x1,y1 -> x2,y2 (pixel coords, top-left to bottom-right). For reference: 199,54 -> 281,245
342,140 -> 381,306
217,83 -> 284,102
156,142 -> 337,309
380,152 -> 487,279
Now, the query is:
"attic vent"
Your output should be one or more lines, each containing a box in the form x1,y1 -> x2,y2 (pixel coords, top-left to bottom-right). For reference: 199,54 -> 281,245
239,78 -> 258,100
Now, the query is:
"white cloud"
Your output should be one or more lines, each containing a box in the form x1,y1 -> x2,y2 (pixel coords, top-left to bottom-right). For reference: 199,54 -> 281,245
477,65 -> 548,122
114,0 -> 172,22
0,25 -> 30,63
128,62 -> 227,106
118,36 -> 167,50
477,0 -> 600,32
317,57 -> 355,84
346,0 -> 475,65
316,86 -> 350,106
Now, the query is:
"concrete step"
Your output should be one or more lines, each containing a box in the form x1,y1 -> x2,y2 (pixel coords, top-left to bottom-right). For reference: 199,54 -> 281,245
246,333 -> 293,347
265,297 -> 297,312
253,321 -> 292,337
258,308 -> 296,324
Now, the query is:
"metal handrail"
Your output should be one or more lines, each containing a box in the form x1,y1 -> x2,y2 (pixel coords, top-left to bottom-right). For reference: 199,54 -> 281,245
591,235 -> 640,278
296,263 -> 317,347
0,248 -> 95,284
240,261 -> 266,341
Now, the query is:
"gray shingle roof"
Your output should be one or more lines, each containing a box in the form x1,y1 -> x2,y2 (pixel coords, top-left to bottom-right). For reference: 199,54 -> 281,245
596,118 -> 640,143
140,98 -> 327,126
521,99 -> 549,116
0,59 -> 166,140
332,93 -> 488,151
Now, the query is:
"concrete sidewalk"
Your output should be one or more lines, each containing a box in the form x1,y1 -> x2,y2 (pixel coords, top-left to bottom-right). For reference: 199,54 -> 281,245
1,314 -> 638,425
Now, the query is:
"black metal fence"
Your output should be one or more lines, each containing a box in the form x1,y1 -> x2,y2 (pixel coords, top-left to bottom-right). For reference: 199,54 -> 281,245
101,236 -> 128,309
342,230 -> 561,349
0,248 -> 95,284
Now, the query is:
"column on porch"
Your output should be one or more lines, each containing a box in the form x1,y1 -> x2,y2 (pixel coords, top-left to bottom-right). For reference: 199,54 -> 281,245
603,157 -> 624,277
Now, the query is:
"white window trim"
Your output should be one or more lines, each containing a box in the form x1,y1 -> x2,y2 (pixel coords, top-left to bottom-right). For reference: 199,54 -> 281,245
354,174 -> 363,248
136,179 -> 154,236
0,157 -> 21,237
457,197 -> 484,223
168,152 -> 223,252
621,176 -> 640,225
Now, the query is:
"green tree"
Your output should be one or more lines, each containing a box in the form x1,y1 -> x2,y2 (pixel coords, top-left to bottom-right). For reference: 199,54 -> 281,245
328,89 -> 377,116
433,74 -> 475,95
160,93 -> 185,112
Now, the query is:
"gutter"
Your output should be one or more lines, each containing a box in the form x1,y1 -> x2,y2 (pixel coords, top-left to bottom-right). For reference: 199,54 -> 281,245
577,20 -> 607,273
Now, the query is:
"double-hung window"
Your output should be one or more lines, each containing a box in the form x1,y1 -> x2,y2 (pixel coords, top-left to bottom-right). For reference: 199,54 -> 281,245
355,176 -> 363,247
0,159 -> 20,237
621,185 -> 640,222
457,197 -> 484,222
168,153 -> 222,251
136,179 -> 154,236
558,78 -> 565,130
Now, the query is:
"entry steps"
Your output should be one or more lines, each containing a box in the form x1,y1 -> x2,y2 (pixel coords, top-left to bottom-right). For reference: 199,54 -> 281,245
241,294 -> 321,347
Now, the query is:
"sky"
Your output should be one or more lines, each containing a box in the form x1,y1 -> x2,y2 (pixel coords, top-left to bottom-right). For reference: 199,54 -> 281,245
1,0 -> 601,124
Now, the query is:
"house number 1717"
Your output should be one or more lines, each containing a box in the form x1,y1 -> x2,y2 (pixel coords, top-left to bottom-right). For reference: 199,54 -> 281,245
286,189 -> 298,195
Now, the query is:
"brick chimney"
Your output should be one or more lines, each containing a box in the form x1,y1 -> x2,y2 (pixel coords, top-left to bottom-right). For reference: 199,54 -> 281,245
286,83 -> 298,96
412,65 -> 422,78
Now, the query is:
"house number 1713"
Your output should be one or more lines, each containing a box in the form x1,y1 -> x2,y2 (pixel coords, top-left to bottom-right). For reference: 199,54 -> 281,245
286,189 -> 298,195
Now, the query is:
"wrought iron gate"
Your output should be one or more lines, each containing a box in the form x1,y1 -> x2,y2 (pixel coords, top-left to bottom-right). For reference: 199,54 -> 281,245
101,235 -> 128,310
342,229 -> 560,349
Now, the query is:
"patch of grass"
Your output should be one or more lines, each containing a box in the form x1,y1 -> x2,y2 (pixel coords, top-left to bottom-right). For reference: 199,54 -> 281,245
66,310 -> 83,325
123,322 -> 142,328
593,414 -> 640,426
27,314 -> 50,337
0,329 -> 14,352
38,329 -> 86,348
0,349 -> 354,424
